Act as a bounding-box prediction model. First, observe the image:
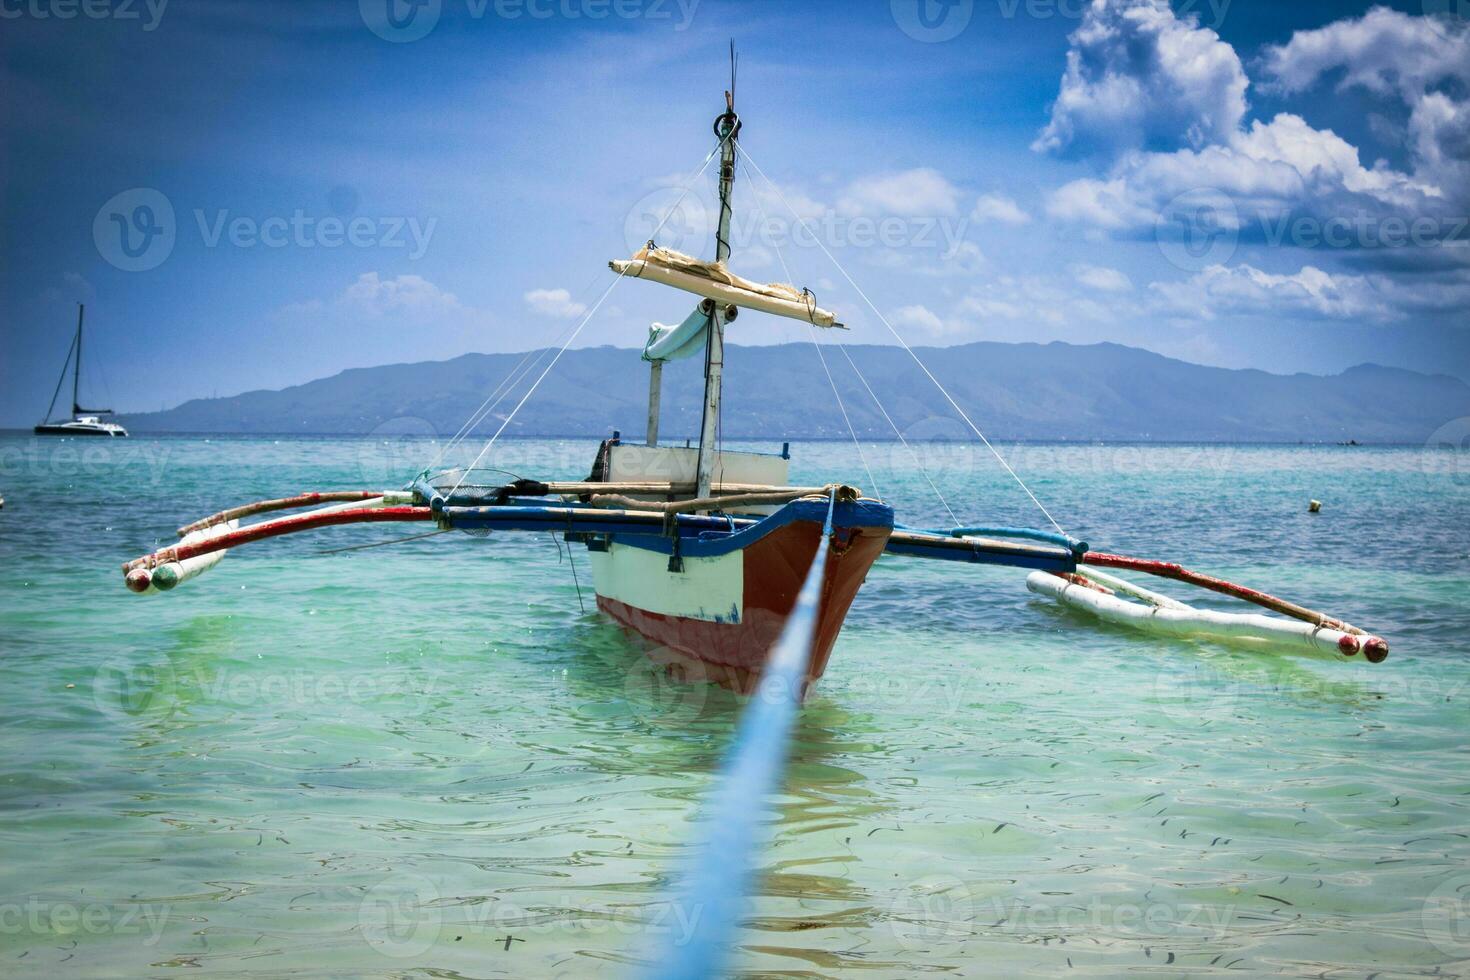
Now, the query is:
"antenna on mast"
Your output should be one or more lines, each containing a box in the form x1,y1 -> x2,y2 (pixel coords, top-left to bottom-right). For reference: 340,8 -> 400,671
729,39 -> 738,108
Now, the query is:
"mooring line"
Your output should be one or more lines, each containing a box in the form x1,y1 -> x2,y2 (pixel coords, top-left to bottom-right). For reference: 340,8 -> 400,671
652,490 -> 837,980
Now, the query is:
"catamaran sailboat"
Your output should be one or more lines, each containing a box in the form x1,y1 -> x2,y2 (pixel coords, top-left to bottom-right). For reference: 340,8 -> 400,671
35,304 -> 127,438
117,85 -> 1389,688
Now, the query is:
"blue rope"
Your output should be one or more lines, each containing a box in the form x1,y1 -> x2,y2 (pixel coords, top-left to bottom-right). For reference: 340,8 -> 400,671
651,490 -> 837,980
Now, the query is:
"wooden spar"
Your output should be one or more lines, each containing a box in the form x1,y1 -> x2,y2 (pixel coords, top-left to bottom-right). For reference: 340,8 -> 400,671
587,485 -> 858,515
127,506 -> 433,573
173,483 -> 834,540
178,491 -> 387,536
540,480 -> 826,496
646,360 -> 662,447
696,92 -> 739,502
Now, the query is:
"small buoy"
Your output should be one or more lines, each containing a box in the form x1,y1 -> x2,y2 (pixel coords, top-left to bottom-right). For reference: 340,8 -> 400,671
1308,500 -> 1322,513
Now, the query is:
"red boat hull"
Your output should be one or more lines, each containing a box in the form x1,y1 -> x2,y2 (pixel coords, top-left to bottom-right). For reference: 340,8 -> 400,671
593,512 -> 891,694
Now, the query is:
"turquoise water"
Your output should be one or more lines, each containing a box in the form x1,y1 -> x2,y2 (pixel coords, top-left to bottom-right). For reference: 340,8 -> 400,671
1,433 -> 1467,977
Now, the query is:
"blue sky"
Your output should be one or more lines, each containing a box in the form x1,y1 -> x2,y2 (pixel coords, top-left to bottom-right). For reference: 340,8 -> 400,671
1,0 -> 1467,424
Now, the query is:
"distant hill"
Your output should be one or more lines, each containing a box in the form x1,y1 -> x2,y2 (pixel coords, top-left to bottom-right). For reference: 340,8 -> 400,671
118,341 -> 1470,443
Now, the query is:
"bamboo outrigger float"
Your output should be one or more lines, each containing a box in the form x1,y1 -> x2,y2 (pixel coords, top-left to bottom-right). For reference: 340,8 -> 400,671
118,82 -> 1390,686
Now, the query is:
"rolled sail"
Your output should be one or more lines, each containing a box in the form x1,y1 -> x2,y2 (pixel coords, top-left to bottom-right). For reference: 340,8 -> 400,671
612,246 -> 843,329
644,306 -> 715,363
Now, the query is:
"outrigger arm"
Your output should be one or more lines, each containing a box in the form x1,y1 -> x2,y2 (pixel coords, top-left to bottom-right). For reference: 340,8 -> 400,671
120,478 -> 1389,663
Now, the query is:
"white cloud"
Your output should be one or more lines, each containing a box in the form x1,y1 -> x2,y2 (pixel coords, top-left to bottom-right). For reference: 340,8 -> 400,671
523,287 -> 587,319
838,168 -> 961,216
954,275 -> 1124,328
972,193 -> 1030,225
1258,7 -> 1470,209
1073,264 -> 1133,292
342,272 -> 465,317
1148,264 -> 1396,321
867,239 -> 987,278
1032,0 -> 1248,158
890,304 -> 950,336
1037,3 -> 1465,240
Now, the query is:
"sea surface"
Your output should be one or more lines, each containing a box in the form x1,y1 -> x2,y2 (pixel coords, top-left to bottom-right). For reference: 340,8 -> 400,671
1,433 -> 1467,978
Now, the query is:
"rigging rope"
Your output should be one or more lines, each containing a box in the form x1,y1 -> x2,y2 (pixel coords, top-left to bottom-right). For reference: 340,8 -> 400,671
421,264 -> 624,477
739,145 -> 1067,535
746,159 -> 964,528
744,161 -> 881,500
805,328 -> 880,500
439,138 -> 730,503
834,341 -> 962,529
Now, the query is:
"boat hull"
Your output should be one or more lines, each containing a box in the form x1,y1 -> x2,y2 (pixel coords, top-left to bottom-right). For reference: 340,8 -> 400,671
33,423 -> 127,437
589,498 -> 893,693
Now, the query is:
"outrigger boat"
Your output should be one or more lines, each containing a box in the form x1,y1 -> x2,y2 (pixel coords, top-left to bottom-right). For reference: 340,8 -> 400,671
36,304 -> 128,438
118,87 -> 1389,687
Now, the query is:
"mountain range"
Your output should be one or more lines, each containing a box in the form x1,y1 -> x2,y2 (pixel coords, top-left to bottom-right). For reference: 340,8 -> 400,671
117,341 -> 1470,444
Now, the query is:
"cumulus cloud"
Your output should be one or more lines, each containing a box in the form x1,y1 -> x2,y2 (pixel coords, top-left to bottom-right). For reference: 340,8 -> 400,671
342,272 -> 465,317
838,168 -> 961,216
1038,3 -> 1467,243
1073,263 -> 1133,292
1149,264 -> 1396,321
1032,0 -> 1248,158
890,304 -> 950,335
955,275 -> 1121,328
523,287 -> 587,319
972,193 -> 1031,225
1257,6 -> 1470,210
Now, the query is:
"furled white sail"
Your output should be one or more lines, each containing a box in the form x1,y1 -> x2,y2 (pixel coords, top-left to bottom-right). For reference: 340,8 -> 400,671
612,246 -> 842,329
644,306 -> 712,363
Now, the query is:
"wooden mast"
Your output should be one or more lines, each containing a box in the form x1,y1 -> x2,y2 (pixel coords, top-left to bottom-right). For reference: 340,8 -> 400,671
695,88 -> 739,500
645,360 -> 662,446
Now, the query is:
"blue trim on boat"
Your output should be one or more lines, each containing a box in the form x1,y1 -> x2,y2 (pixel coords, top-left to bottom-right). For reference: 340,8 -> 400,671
900,523 -> 1088,557
442,498 -> 894,560
884,533 -> 1076,573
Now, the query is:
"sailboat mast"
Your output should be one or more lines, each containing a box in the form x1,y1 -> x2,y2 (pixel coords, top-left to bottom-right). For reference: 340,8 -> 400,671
72,304 -> 85,417
695,89 -> 739,500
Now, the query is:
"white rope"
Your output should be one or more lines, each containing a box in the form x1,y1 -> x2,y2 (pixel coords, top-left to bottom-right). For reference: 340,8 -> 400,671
421,267 -> 610,475
420,344 -> 547,475
806,326 -> 880,500
440,275 -> 625,502
744,162 -> 881,500
742,156 -> 957,526
440,140 -> 728,503
739,145 -> 1067,535
834,341 -> 961,529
